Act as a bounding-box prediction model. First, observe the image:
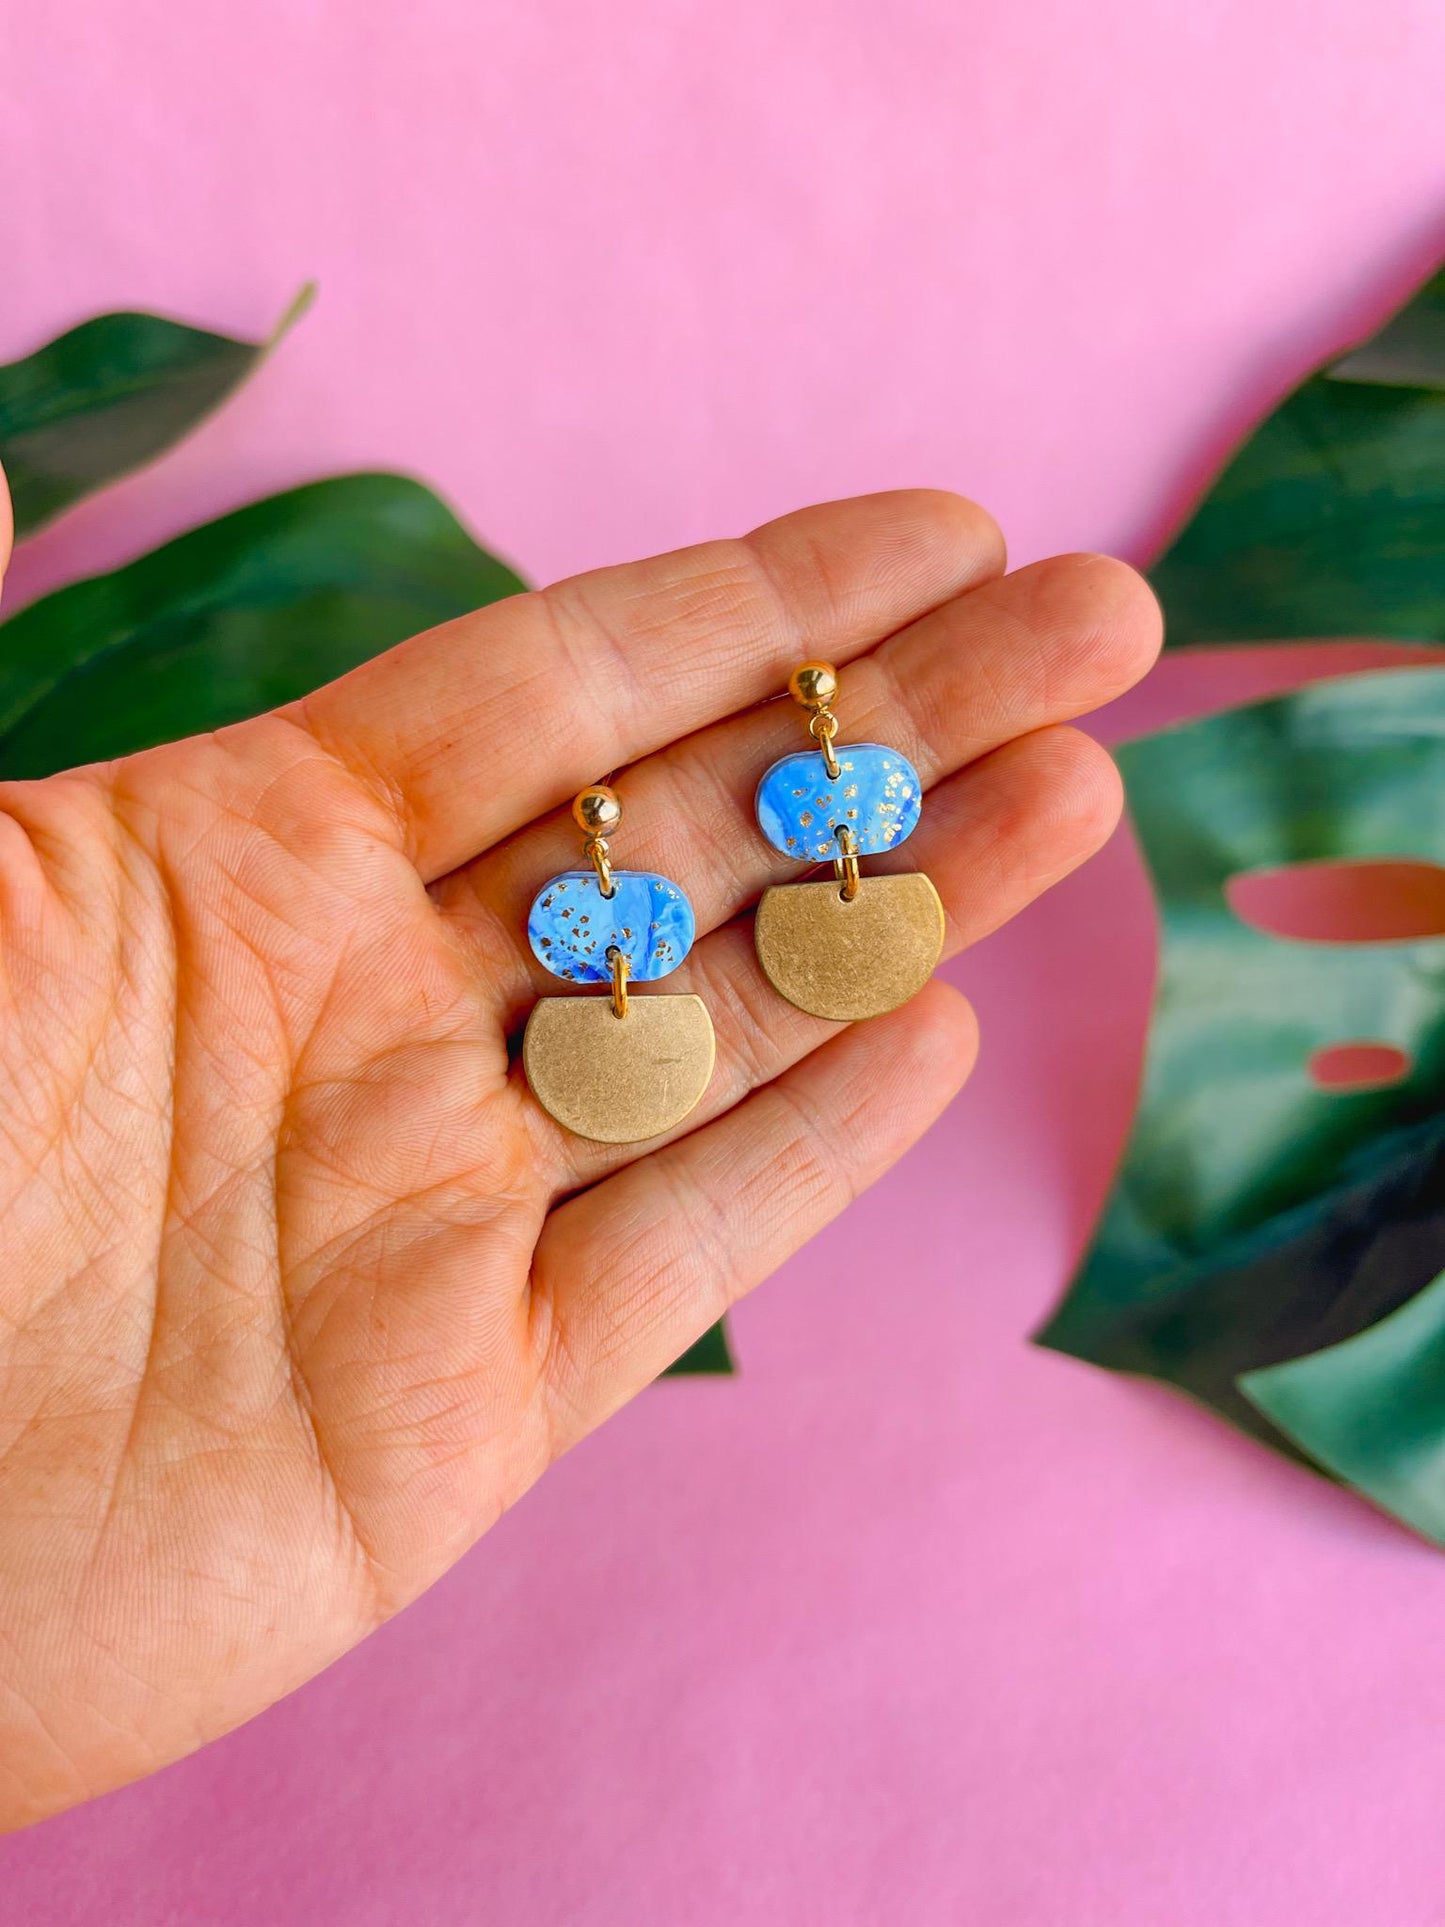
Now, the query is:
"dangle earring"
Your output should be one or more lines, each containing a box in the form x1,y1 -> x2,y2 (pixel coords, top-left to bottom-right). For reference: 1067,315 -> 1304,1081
753,662 -> 944,1021
523,785 -> 715,1143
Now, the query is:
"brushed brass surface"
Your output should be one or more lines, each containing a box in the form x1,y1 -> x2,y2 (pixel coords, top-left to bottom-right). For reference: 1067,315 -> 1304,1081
523,993 -> 715,1143
754,871 -> 945,1021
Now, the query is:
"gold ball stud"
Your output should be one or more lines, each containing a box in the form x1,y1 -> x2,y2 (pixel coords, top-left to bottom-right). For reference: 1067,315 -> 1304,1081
572,784 -> 623,837
789,660 -> 839,709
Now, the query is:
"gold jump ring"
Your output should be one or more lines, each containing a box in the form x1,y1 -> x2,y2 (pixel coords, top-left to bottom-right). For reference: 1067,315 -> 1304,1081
808,709 -> 842,781
586,836 -> 616,898
608,945 -> 630,1018
833,824 -> 861,902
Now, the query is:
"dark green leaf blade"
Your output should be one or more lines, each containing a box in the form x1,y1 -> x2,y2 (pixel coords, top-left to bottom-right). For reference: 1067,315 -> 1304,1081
0,471 -> 525,772
1241,1261 -> 1445,1546
1328,268 -> 1445,389
1037,668 -> 1445,1473
663,1321 -> 735,1376
1152,265 -> 1445,648
0,287 -> 314,540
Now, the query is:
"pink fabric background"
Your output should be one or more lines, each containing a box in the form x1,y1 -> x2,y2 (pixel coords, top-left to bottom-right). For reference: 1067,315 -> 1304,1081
4,2 -> 1445,1919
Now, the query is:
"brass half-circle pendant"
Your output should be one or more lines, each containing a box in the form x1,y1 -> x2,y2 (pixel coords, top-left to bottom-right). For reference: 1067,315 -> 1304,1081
523,993 -> 715,1143
754,872 -> 945,1022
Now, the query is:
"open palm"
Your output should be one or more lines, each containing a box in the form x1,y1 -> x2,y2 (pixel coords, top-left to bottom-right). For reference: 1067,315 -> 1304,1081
0,480 -> 1159,1830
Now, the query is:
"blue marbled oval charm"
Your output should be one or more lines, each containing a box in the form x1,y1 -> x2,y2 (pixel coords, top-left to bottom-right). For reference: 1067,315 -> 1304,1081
527,870 -> 695,984
755,743 -> 922,862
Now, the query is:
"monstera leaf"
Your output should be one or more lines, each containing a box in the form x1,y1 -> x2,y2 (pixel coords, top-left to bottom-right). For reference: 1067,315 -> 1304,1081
1152,265 -> 1445,649
0,297 -> 734,1376
1039,667 -> 1445,1531
1040,256 -> 1445,1537
0,287 -> 313,539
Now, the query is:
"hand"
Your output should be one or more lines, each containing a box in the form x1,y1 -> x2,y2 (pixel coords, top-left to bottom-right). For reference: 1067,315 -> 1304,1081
0,480 -> 1159,1829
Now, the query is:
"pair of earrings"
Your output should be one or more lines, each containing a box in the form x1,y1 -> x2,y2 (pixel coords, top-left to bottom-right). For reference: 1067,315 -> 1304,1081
522,660 -> 944,1144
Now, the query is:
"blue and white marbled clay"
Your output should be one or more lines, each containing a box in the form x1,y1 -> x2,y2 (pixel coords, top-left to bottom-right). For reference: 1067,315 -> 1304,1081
755,742 -> 923,863
527,870 -> 695,985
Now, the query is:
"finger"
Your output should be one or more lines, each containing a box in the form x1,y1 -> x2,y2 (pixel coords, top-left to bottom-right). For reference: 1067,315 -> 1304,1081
542,724 -> 1121,1188
533,978 -> 979,1450
290,490 -> 1005,882
439,552 -> 1159,1028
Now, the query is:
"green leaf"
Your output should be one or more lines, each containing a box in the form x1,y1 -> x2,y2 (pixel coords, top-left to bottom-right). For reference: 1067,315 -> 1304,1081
1151,264 -> 1445,648
0,471 -> 525,772
1241,1262 -> 1445,1544
1037,667 -> 1445,1476
1327,269 -> 1445,389
0,287 -> 314,540
663,1321 -> 735,1376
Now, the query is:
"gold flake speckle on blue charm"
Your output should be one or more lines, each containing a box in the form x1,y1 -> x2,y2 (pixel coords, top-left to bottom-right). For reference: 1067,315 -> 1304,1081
527,871 -> 694,983
755,743 -> 922,861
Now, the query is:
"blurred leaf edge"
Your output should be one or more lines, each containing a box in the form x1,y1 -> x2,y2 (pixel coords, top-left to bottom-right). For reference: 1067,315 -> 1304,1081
1150,259 -> 1445,652
0,283 -> 316,541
